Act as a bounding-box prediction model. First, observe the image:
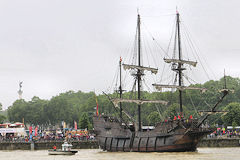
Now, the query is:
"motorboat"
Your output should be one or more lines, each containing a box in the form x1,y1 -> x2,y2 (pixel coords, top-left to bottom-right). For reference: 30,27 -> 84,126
48,141 -> 78,155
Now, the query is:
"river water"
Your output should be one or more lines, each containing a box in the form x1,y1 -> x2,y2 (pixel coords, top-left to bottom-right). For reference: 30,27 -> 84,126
0,148 -> 239,160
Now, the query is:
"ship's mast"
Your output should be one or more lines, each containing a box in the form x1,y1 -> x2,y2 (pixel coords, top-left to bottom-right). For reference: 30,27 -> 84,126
119,57 -> 123,121
176,12 -> 184,118
154,12 -> 204,116
137,14 -> 142,131
117,14 -> 163,130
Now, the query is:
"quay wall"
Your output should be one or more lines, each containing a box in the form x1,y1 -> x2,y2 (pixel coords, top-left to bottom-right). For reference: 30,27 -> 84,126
0,139 -> 240,150
198,138 -> 240,147
0,140 -> 99,150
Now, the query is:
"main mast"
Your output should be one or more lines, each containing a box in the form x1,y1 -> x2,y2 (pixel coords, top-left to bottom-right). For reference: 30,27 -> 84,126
115,14 -> 163,129
176,12 -> 183,118
119,57 -> 123,121
137,14 -> 142,131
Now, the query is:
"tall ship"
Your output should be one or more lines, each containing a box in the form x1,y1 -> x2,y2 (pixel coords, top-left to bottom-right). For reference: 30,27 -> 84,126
93,12 -> 229,152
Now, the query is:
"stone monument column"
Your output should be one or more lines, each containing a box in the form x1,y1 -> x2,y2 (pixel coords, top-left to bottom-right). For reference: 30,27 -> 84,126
18,81 -> 23,99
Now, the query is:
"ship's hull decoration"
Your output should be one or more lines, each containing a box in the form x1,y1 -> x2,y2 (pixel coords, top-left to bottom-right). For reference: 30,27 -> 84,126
93,116 -> 212,152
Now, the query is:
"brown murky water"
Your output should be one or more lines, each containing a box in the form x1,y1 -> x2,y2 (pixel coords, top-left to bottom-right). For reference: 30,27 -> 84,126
0,148 -> 239,160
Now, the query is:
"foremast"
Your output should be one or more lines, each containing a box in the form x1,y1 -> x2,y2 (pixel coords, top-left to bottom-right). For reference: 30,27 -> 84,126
153,12 -> 229,123
153,12 -> 202,118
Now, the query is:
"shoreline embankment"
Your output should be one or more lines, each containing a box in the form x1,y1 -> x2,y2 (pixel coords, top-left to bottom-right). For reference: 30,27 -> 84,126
197,138 -> 240,147
0,140 -> 99,150
0,138 -> 240,150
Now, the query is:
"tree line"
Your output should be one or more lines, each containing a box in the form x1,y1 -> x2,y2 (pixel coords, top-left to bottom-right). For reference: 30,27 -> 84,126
5,76 -> 240,128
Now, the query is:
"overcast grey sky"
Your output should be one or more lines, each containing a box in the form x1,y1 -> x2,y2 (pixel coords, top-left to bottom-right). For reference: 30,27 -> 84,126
0,0 -> 240,109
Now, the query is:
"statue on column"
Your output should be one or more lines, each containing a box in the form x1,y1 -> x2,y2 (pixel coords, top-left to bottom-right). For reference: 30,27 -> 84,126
18,81 -> 23,99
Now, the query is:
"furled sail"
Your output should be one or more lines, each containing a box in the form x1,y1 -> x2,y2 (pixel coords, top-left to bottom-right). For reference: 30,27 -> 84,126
198,110 -> 228,116
111,98 -> 168,107
152,84 -> 207,92
122,64 -> 158,74
164,58 -> 197,67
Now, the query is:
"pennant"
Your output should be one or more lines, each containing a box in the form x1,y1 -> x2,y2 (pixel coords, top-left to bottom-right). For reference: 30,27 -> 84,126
74,121 -> 77,130
29,126 -> 32,135
35,126 -> 38,136
95,94 -> 99,116
189,115 -> 193,119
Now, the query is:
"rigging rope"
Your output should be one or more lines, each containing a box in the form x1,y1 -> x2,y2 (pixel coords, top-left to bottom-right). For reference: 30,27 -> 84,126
181,23 -> 213,80
142,22 -> 168,58
188,91 -> 199,116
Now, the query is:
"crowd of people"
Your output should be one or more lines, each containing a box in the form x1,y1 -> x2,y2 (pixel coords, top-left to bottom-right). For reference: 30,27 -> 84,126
207,127 -> 240,138
0,128 -> 95,142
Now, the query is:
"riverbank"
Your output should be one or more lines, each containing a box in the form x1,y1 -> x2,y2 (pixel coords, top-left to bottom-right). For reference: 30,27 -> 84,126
0,138 -> 239,150
0,140 -> 98,150
198,138 -> 240,147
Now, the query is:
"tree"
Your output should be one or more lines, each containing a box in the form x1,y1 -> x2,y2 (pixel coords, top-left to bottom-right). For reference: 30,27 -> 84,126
222,102 -> 240,126
0,114 -> 6,123
79,112 -> 91,129
147,111 -> 161,125
0,103 -> 2,111
5,76 -> 240,128
163,103 -> 190,119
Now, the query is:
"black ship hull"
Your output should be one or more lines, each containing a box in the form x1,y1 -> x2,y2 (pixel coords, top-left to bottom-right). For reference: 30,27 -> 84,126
93,115 -> 212,152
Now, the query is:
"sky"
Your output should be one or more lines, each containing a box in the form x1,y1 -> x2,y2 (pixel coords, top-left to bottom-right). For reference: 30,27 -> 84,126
0,0 -> 240,109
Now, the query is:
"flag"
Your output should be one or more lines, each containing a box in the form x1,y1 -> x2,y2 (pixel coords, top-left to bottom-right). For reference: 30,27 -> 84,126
95,94 -> 99,116
35,126 -> 38,136
74,121 -> 77,130
189,115 -> 193,119
29,126 -> 32,135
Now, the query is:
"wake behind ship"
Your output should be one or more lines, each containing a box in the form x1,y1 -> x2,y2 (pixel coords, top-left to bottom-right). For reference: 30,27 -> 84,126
93,12 -> 229,152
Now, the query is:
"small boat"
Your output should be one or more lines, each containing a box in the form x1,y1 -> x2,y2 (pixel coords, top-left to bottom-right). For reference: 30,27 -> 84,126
48,141 -> 78,155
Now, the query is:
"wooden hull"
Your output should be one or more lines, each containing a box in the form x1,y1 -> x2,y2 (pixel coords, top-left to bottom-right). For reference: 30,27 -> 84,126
93,116 -> 212,152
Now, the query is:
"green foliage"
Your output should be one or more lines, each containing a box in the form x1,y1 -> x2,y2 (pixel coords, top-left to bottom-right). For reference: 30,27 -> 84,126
222,102 -> 240,126
79,112 -> 91,129
7,91 -> 96,127
147,111 -> 161,125
6,76 -> 240,127
232,121 -> 238,129
0,114 -> 6,123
